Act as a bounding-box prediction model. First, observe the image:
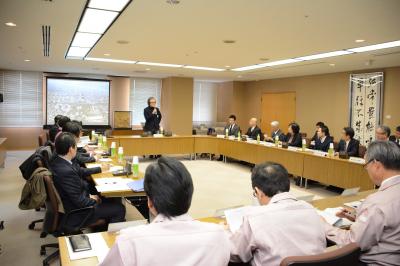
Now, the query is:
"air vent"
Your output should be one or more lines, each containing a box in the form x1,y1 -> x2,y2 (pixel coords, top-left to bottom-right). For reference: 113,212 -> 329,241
42,25 -> 51,57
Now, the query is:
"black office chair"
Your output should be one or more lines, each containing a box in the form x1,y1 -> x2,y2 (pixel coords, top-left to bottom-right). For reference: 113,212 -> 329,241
280,243 -> 361,266
40,174 -> 106,266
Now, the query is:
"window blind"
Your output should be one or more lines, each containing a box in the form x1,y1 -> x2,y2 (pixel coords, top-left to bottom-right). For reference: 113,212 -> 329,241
193,81 -> 217,124
129,78 -> 162,126
0,70 -> 43,127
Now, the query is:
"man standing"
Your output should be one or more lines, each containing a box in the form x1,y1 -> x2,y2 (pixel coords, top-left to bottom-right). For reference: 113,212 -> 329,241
323,141 -> 400,265
143,97 -> 162,134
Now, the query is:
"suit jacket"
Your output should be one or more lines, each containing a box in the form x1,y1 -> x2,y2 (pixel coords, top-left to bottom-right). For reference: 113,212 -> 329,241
50,155 -> 96,213
229,193 -> 326,266
100,213 -> 230,266
337,139 -> 360,157
246,126 -> 263,140
270,129 -> 286,142
389,135 -> 400,148
325,175 -> 400,266
224,124 -> 241,137
143,106 -> 162,134
285,133 -> 302,147
314,136 -> 333,152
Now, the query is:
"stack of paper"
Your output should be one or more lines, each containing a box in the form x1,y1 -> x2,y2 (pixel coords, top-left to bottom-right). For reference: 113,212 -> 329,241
127,179 -> 145,192
224,207 -> 248,233
95,177 -> 131,192
317,207 -> 353,228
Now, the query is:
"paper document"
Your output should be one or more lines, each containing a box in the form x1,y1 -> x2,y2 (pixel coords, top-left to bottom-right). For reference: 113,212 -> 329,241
66,233 -> 109,263
317,207 -> 353,228
99,158 -> 112,162
86,163 -> 101,169
108,220 -> 148,233
127,179 -> 145,192
344,200 -> 364,209
95,177 -> 132,192
224,207 -> 248,233
341,187 -> 360,197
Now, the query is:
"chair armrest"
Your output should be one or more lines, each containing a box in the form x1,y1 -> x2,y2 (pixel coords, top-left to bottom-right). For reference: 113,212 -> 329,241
61,206 -> 95,234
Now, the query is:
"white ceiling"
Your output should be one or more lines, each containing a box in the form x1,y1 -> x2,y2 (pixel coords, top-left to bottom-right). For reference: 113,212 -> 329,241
1,0 -> 400,81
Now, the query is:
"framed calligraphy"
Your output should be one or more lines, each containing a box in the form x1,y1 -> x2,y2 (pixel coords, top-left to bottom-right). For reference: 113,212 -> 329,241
349,72 -> 384,147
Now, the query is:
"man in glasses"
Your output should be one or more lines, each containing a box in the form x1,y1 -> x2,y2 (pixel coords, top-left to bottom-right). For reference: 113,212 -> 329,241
143,97 -> 162,135
324,140 -> 400,265
229,162 -> 326,265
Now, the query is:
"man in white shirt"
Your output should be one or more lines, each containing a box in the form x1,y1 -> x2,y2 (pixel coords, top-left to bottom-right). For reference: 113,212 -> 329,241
229,162 -> 326,266
324,141 -> 400,266
100,157 -> 230,266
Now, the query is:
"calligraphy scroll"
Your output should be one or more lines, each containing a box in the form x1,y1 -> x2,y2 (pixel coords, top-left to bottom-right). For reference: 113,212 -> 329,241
349,72 -> 383,146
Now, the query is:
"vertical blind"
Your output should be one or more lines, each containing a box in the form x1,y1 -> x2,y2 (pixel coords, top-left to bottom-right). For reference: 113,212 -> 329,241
129,78 -> 162,126
0,70 -> 43,127
193,81 -> 217,124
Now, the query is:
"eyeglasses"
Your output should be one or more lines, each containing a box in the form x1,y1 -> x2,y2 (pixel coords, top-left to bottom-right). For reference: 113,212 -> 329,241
253,189 -> 257,198
149,101 -> 156,104
364,158 -> 377,169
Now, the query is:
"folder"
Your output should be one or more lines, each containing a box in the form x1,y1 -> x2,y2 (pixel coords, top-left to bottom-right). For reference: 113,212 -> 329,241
127,179 -> 145,192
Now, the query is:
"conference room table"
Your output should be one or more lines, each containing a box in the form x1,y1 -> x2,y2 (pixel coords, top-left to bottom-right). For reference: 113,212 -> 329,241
58,189 -> 376,266
104,135 -> 375,191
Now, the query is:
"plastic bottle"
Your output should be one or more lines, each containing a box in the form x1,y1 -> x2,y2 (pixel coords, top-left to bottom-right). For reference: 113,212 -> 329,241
102,136 -> 107,149
328,143 -> 334,157
225,128 -> 229,138
98,133 -> 103,146
275,135 -> 279,147
237,131 -> 241,141
132,156 -> 139,178
257,134 -> 260,144
118,147 -> 124,164
302,138 -> 306,151
111,142 -> 117,158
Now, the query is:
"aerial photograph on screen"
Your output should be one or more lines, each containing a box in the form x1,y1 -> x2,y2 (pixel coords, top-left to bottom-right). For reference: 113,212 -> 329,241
47,78 -> 110,125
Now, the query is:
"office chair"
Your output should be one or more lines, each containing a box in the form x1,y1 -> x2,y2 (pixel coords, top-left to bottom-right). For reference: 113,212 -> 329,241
280,243 -> 361,266
40,174 -> 106,266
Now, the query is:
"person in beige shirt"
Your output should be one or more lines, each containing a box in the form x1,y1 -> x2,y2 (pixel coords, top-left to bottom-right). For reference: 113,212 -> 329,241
324,140 -> 400,266
229,162 -> 326,266
100,157 -> 230,266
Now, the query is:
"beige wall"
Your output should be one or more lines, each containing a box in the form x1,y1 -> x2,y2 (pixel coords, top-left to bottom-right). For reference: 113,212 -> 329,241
241,66 -> 400,140
216,81 -> 246,127
109,76 -> 130,127
161,77 -> 194,135
0,127 -> 44,150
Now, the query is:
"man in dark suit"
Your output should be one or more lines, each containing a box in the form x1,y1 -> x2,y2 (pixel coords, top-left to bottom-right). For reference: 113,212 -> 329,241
143,97 -> 162,134
310,121 -> 325,148
50,132 -> 125,228
336,127 -> 360,157
245,118 -> 263,140
313,125 -> 333,152
224,114 -> 240,137
265,121 -> 286,142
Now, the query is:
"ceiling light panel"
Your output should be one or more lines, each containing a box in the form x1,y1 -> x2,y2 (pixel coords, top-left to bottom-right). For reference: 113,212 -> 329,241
296,50 -> 353,61
184,66 -> 225,71
232,64 -> 268,71
88,0 -> 131,11
261,58 -> 302,67
78,8 -> 118,34
85,57 -> 137,64
71,32 -> 102,47
67,47 -> 91,58
137,62 -> 183,68
347,40 -> 400,53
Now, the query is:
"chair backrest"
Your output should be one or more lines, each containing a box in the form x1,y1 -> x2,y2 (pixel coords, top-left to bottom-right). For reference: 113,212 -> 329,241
359,145 -> 367,158
42,175 -> 61,235
280,243 -> 361,266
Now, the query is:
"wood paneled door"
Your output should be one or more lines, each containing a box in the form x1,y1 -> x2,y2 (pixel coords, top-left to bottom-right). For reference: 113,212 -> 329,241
261,92 -> 296,136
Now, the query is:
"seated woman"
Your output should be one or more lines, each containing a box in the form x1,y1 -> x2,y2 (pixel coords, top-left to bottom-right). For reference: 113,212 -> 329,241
285,122 -> 302,147
100,157 -> 230,266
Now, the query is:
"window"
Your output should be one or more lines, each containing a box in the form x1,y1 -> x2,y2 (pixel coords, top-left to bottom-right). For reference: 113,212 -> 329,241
129,78 -> 162,126
193,81 -> 217,124
0,70 -> 43,127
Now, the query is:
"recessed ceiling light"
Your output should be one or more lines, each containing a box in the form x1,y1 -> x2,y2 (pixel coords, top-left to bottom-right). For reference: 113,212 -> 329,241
261,58 -> 302,67
5,22 -> 17,27
117,40 -> 130,45
104,53 -> 111,56
223,40 -> 236,44
329,63 -> 335,66
67,47 -> 91,58
225,65 -> 231,68
347,40 -> 400,53
137,62 -> 183,68
85,57 -> 137,64
355,39 -> 365,43
295,50 -> 353,61
232,64 -> 266,71
24,59 -> 31,62
71,32 -> 101,48
166,0 -> 180,4
183,65 -> 225,71
259,58 -> 269,61
78,8 -> 118,34
237,75 -> 242,78
145,68 -> 151,71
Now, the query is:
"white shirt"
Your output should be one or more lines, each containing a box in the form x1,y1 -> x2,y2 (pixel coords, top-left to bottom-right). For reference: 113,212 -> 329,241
100,213 -> 230,266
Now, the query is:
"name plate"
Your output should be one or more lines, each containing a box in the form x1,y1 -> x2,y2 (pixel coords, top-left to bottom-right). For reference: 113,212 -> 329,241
228,136 -> 235,140
287,146 -> 300,152
216,135 -> 225,138
349,157 -> 365,164
153,134 -> 163,138
263,142 -> 275,147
